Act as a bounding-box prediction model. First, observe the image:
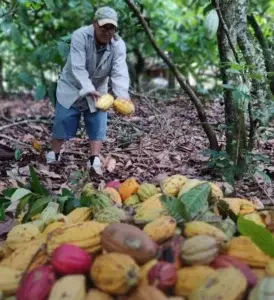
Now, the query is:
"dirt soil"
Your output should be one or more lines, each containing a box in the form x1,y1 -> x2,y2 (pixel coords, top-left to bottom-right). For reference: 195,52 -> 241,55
0,92 -> 273,205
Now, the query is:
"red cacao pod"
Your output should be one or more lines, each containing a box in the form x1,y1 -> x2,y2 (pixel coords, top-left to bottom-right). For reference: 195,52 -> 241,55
16,265 -> 56,300
148,262 -> 177,291
210,254 -> 257,286
159,235 -> 184,269
105,180 -> 121,190
51,244 -> 92,275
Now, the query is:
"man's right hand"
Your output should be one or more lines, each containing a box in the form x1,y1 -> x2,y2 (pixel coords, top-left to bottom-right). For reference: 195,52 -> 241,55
90,91 -> 101,102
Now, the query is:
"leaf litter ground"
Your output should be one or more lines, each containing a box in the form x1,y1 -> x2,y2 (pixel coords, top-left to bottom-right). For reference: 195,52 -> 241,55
0,92 -> 274,206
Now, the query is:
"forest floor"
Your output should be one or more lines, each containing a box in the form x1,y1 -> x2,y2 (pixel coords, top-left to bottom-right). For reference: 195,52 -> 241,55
0,91 -> 274,205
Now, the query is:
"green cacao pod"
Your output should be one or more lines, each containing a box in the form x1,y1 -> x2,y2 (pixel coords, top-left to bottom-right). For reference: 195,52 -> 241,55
204,9 -> 219,39
137,183 -> 159,202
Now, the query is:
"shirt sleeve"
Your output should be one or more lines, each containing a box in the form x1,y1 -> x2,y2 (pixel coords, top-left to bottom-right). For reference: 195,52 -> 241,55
70,30 -> 96,97
110,40 -> 130,99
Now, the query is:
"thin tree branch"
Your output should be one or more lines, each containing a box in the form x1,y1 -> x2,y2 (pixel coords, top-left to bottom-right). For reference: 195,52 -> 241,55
125,0 -> 219,151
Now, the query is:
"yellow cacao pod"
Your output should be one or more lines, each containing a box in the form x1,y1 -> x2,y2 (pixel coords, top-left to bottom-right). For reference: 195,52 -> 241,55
113,98 -> 135,116
90,253 -> 140,295
175,266 -> 216,297
96,93 -> 114,111
177,179 -> 205,198
184,221 -> 228,242
239,199 -> 256,215
47,221 -> 107,255
0,237 -> 47,271
86,288 -> 113,300
0,243 -> 13,260
127,285 -> 168,300
243,212 -> 265,227
134,194 -> 167,223
226,236 -> 271,267
48,274 -> 86,300
162,175 -> 188,196
137,183 -> 160,201
189,267 -> 247,300
181,235 -> 221,265
139,259 -> 158,286
221,198 -> 241,215
42,221 -> 65,236
143,216 -> 177,243
209,182 -> 224,202
6,223 -> 41,250
265,259 -> 274,276
66,207 -> 92,224
102,187 -> 122,205
0,266 -> 22,296
124,194 -> 140,206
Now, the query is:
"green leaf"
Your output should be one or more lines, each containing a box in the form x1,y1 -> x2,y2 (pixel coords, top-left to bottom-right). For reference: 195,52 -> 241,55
17,72 -> 36,87
57,41 -> 70,59
179,183 -> 210,219
29,165 -> 50,196
47,81 -> 57,106
0,204 -> 5,221
56,196 -> 69,213
35,84 -> 46,101
238,217 -> 274,257
254,170 -> 272,184
2,188 -> 18,199
61,188 -> 74,197
0,197 -> 11,209
160,195 -> 190,223
10,188 -> 32,202
22,196 -> 52,223
63,198 -> 81,215
15,193 -> 34,217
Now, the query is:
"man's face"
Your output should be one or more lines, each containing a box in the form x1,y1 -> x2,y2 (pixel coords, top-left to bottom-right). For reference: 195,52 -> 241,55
94,21 -> 116,44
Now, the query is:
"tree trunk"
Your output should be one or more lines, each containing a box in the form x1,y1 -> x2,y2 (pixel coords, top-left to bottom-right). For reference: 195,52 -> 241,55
247,14 -> 274,96
0,57 -> 5,95
217,0 -> 247,170
236,0 -> 271,148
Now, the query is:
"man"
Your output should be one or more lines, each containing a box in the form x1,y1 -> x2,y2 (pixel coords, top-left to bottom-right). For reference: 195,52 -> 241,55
46,6 -> 130,174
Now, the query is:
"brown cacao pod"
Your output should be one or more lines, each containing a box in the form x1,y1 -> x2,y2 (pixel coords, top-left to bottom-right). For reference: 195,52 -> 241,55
143,216 -> 177,244
90,253 -> 140,295
101,223 -> 157,265
127,286 -> 168,300
189,267 -> 247,300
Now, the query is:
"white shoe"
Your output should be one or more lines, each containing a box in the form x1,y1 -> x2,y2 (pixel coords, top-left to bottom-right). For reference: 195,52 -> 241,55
46,151 -> 60,164
87,156 -> 103,175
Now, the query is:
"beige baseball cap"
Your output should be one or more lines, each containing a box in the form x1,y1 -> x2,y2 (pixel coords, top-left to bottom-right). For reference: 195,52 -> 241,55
95,6 -> 118,27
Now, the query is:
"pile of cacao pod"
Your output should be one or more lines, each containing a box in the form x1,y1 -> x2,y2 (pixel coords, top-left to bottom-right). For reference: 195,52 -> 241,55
1,174 -> 274,299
